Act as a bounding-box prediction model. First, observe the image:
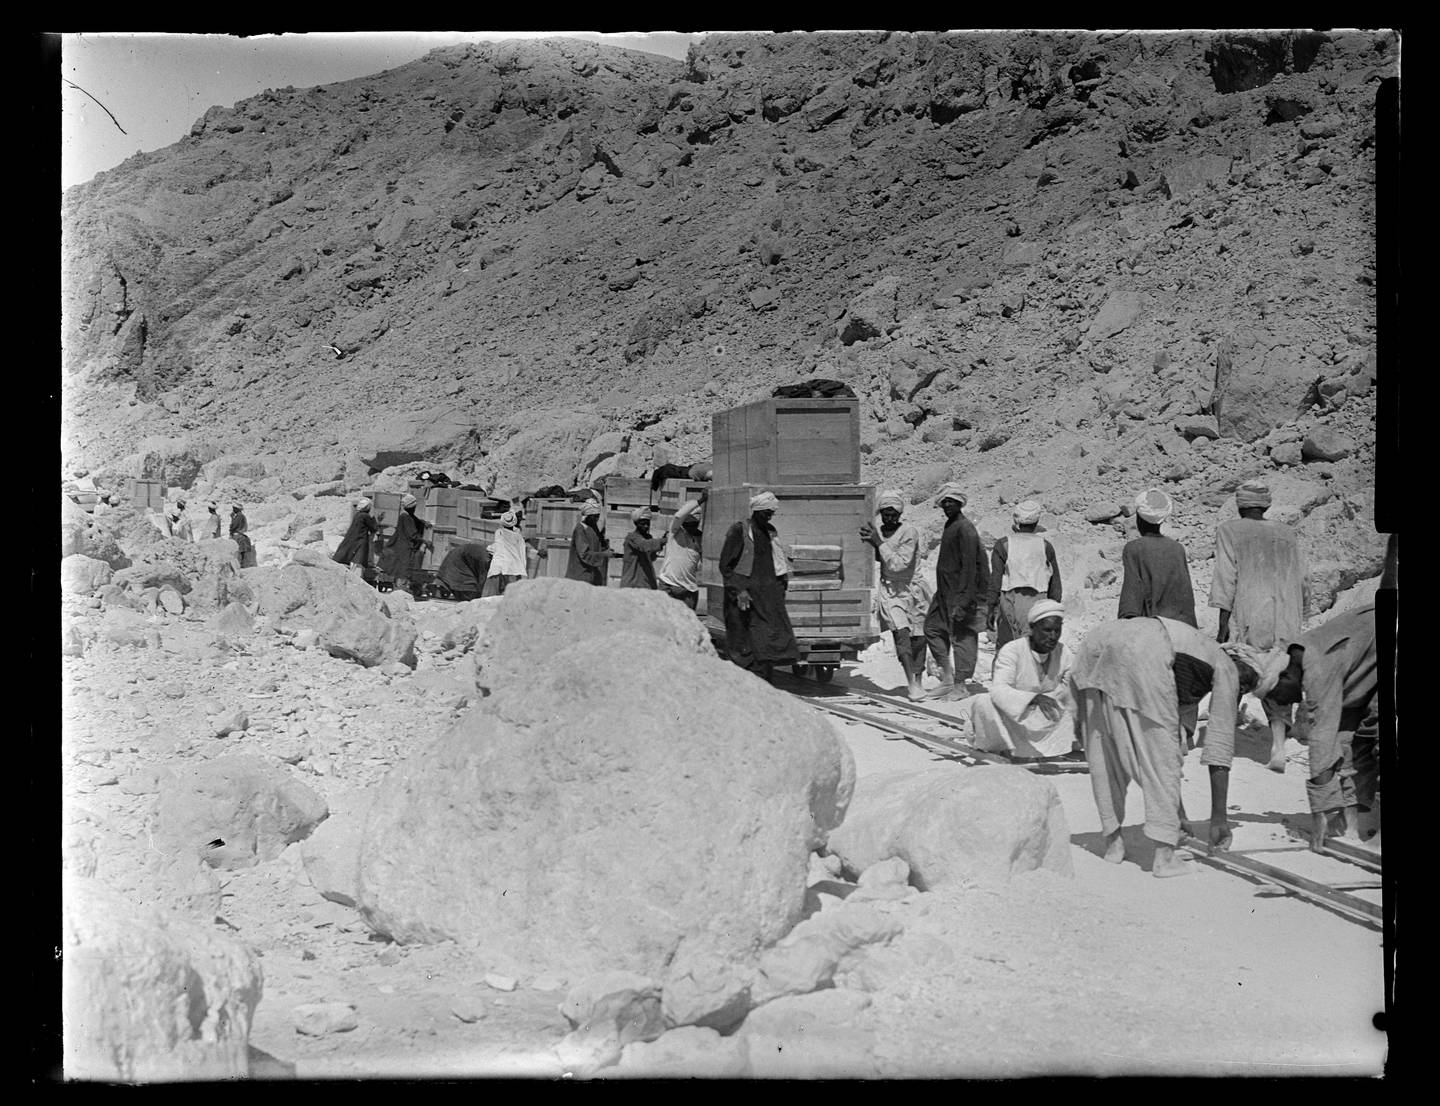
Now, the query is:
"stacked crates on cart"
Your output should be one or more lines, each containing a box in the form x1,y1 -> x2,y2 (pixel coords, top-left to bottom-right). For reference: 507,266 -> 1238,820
699,396 -> 877,671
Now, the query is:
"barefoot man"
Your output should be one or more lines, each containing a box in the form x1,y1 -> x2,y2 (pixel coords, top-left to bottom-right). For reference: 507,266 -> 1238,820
1263,604 -> 1379,852
861,490 -> 929,700
922,483 -> 990,701
1210,480 -> 1309,772
1070,616 -> 1261,877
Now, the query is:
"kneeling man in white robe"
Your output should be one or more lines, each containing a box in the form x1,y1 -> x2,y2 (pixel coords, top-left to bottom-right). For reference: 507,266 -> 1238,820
966,599 -> 1077,759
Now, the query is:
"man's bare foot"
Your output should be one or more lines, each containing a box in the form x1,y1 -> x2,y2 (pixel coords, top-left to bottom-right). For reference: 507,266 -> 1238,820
938,686 -> 973,702
1103,832 -> 1126,864
1151,845 -> 1191,878
1267,755 -> 1287,774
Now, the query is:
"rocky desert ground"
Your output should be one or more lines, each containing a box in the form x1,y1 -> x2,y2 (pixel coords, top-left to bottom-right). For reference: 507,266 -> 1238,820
57,30 -> 1394,1080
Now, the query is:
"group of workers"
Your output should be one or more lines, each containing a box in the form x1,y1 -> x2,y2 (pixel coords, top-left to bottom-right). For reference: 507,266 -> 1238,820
862,478 -> 1379,874
134,498 -> 257,568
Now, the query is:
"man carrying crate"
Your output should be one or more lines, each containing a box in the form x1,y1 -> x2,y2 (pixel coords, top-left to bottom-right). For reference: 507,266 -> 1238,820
657,495 -> 706,609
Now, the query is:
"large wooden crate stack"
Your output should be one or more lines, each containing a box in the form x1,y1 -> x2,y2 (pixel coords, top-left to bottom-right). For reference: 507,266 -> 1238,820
700,397 -> 876,646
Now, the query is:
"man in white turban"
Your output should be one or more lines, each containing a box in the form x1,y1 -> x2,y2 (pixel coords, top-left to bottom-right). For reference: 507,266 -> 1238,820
484,507 -> 529,595
565,498 -> 613,586
986,499 -> 1062,654
333,497 -> 378,582
963,599 -> 1078,760
922,483 -> 990,699
861,490 -> 928,699
619,506 -> 667,590
1210,479 -> 1309,772
1118,488 -> 1196,627
718,489 -> 798,681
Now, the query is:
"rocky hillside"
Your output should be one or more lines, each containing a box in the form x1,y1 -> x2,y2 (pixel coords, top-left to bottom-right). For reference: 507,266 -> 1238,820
61,30 -> 1393,615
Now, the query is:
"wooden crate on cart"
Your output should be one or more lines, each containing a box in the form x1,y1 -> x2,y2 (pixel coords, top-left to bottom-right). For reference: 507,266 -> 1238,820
711,397 -> 860,486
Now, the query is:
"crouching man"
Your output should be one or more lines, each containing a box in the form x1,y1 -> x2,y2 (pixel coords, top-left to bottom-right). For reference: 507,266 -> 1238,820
964,599 -> 1078,761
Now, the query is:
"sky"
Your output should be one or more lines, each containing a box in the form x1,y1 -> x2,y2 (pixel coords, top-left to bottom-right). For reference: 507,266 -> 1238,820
59,31 -> 703,190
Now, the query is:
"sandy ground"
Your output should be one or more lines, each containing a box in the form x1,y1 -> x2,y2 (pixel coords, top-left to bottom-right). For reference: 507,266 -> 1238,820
62,597 -> 1388,1079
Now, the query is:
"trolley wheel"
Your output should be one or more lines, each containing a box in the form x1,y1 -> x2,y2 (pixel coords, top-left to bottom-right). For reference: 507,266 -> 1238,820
814,665 -> 836,684
791,663 -> 810,678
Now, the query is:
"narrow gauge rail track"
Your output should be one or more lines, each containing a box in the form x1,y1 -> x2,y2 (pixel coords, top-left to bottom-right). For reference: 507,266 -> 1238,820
779,672 -> 1384,929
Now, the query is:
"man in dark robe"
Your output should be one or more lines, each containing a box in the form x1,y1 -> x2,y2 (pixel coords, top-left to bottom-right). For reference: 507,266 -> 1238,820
230,503 -> 257,569
565,500 -> 612,586
1118,488 -> 1197,627
923,483 -> 991,701
333,498 -> 379,583
436,542 -> 493,601
718,491 -> 799,680
379,492 -> 430,593
620,507 -> 667,588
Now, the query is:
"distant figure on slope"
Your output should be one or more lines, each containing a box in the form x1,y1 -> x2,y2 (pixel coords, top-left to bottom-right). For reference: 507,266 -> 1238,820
202,502 -> 222,541
230,503 -> 258,569
1262,604 -> 1379,852
484,509 -> 528,596
1118,488 -> 1196,627
986,499 -> 1062,655
657,495 -> 705,610
620,506 -> 667,589
169,501 -> 194,544
437,541 -> 493,602
922,483 -> 990,701
333,497 -> 378,582
1210,480 -> 1310,772
861,489 -> 928,701
718,491 -> 798,682
965,600 -> 1077,761
565,500 -> 613,586
1070,616 -> 1262,877
378,493 -> 430,593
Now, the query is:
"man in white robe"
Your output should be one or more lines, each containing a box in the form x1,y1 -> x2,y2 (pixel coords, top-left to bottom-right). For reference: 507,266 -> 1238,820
965,599 -> 1077,760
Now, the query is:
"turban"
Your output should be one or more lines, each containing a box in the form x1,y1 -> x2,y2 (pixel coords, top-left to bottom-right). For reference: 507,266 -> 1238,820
1221,642 -> 1290,698
356,498 -> 372,511
878,490 -> 906,514
1027,598 -> 1065,625
579,500 -> 601,518
500,509 -> 518,527
1134,488 -> 1173,524
630,506 -> 653,523
935,482 -> 968,508
208,502 -> 217,510
232,503 -> 244,511
749,492 -> 781,514
176,500 -> 186,509
400,493 -> 418,508
1235,482 -> 1272,510
1012,500 -> 1043,527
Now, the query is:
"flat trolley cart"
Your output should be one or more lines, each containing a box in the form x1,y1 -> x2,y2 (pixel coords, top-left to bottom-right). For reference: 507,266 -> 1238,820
700,608 -> 878,683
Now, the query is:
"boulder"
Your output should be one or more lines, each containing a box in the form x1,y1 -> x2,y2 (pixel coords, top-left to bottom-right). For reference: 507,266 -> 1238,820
826,765 -> 1073,889
439,597 -> 504,654
292,1003 -> 358,1036
1086,291 -> 1143,340
749,899 -> 904,1006
112,559 -> 192,596
474,578 -> 712,692
559,971 -> 665,1051
62,879 -> 263,1081
154,755 -> 329,870
908,462 -> 954,504
206,601 -> 254,637
61,554 -> 113,596
356,582 -> 855,984
98,608 -> 153,648
301,809 -> 366,908
1084,502 -> 1122,523
738,989 -> 877,1078
1213,330 -> 1318,442
1271,442 -> 1304,467
612,1026 -> 750,1078
1301,428 -> 1355,462
660,944 -> 755,1032
839,275 -> 900,345
1159,153 -> 1232,198
247,561 -> 416,669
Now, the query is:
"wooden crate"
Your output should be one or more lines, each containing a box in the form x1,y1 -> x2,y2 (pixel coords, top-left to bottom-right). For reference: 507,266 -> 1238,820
535,538 -> 574,579
418,501 -> 459,530
655,479 -> 709,514
420,528 -> 459,572
525,499 -> 590,540
459,515 -> 503,545
601,477 -> 654,510
699,484 -> 877,594
369,491 -> 404,532
703,585 -> 875,640
129,478 -> 166,510
712,397 -> 861,486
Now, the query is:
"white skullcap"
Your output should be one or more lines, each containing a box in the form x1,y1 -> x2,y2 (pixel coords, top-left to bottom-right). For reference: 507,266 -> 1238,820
1012,500 -> 1043,527
356,498 -> 372,511
935,482 -> 967,508
1134,488 -> 1173,524
400,493 -> 418,508
1235,482 -> 1272,510
630,506 -> 654,523
878,489 -> 906,513
500,509 -> 518,526
579,500 -> 601,518
749,492 -> 781,513
1027,599 -> 1065,625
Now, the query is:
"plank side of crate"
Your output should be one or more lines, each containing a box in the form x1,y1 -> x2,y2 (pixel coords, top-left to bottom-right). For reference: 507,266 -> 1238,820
655,479 -> 710,513
535,538 -> 574,579
712,398 -> 860,486
701,585 -> 873,640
